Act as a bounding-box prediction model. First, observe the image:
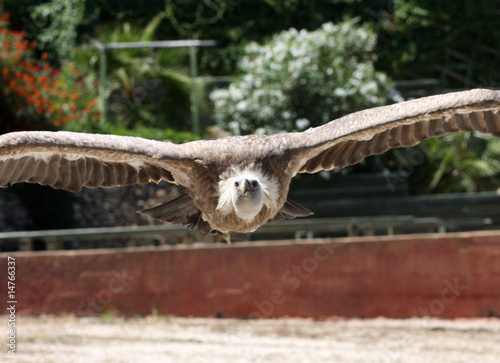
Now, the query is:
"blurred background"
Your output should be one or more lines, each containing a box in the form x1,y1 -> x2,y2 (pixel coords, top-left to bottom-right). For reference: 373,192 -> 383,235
0,0 -> 499,248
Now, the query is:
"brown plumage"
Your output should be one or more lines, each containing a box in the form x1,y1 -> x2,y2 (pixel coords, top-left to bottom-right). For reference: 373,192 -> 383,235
1,89 -> 499,242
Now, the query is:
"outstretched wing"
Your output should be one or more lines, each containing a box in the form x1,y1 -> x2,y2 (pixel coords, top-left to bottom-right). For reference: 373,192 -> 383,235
280,89 -> 500,174
0,131 -> 197,192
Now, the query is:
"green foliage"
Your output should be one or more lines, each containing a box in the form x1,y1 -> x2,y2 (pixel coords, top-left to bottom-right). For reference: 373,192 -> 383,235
415,133 -> 500,193
163,0 -> 382,75
69,13 -> 204,135
29,0 -> 85,62
7,0 -> 499,83
0,13 -> 100,133
378,0 -> 500,86
210,20 -> 394,134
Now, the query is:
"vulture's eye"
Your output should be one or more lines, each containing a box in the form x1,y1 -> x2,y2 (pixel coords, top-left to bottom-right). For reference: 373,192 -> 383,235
251,181 -> 258,188
234,181 -> 239,187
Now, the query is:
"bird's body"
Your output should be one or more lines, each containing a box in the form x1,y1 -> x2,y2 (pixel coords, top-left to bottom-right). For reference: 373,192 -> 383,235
1,89 -> 500,242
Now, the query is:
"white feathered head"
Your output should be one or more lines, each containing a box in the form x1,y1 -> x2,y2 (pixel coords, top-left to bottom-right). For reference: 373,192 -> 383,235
216,164 -> 279,221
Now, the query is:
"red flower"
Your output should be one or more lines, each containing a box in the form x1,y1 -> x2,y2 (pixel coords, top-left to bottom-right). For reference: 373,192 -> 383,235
1,20 -> 100,131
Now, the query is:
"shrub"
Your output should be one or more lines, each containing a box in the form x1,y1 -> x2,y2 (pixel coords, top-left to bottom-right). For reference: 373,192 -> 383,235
0,13 -> 99,133
210,19 -> 396,135
29,0 -> 85,62
68,13 -> 202,135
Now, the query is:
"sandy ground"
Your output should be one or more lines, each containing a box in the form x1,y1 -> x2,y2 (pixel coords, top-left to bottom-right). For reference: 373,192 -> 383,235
3,315 -> 500,362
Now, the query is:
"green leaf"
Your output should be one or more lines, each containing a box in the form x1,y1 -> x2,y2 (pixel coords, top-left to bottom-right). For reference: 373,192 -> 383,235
141,11 -> 167,42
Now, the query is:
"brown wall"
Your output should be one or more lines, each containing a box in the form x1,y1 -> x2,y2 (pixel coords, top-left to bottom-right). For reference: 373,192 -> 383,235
1,231 -> 500,319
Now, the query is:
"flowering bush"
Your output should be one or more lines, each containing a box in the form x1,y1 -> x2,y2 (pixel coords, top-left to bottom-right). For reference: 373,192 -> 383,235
0,13 -> 100,133
210,19 -> 396,135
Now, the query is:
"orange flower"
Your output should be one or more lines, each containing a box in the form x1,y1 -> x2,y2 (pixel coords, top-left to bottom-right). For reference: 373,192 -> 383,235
41,52 -> 48,60
70,92 -> 79,100
14,39 -> 24,51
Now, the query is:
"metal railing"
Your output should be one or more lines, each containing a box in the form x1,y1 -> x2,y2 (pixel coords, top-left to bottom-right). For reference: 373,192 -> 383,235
0,215 -> 443,251
91,39 -> 216,134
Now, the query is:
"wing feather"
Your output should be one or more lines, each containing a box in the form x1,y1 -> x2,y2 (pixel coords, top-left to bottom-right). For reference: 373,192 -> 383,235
281,89 -> 500,174
0,131 -> 195,192
2,90 -> 499,194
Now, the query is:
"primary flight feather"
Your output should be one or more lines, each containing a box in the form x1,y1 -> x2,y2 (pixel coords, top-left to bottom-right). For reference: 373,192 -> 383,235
1,89 -> 499,242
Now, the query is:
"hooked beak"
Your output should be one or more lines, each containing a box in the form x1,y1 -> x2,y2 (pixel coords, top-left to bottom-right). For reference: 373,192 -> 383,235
239,179 -> 252,195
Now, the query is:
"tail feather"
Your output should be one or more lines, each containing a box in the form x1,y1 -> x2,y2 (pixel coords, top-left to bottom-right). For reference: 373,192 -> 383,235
269,198 -> 313,223
137,194 -> 215,235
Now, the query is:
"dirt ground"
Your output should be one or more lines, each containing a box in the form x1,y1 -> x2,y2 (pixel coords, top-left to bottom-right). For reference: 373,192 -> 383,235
3,315 -> 500,362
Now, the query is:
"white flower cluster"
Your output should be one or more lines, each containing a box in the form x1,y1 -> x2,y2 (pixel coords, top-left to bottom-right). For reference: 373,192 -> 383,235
210,19 -> 393,135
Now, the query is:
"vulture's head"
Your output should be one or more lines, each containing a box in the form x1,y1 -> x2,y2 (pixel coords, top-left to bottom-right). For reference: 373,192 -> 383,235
231,177 -> 263,221
217,165 -> 279,221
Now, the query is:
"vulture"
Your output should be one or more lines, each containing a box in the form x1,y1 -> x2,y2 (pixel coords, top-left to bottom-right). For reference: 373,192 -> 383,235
0,88 -> 499,242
